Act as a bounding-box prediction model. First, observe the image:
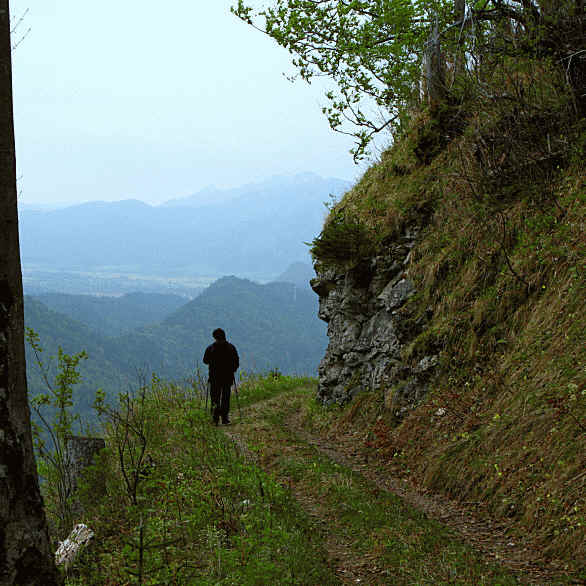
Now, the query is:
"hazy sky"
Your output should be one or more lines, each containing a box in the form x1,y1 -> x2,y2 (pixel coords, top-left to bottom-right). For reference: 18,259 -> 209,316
10,0 -> 362,205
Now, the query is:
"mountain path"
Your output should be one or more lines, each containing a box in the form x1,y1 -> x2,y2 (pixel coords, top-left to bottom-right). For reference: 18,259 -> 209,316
225,412 -> 385,584
224,390 -> 571,585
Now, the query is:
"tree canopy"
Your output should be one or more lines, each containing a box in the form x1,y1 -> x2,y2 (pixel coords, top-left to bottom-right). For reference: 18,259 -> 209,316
232,0 -> 585,159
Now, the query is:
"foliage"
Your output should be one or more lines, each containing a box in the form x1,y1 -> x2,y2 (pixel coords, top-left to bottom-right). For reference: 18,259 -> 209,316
233,0 -> 449,158
232,0 -> 585,158
310,207 -> 377,266
93,380 -> 150,507
26,327 -> 89,535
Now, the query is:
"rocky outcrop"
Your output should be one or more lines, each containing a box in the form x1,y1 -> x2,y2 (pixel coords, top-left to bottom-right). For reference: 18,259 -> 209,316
311,227 -> 437,413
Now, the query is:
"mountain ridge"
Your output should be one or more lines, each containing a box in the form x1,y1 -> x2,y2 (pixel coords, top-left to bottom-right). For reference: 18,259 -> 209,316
19,173 -> 351,279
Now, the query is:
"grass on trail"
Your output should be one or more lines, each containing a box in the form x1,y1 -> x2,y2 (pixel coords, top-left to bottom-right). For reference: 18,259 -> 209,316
229,384 -> 521,585
66,375 -> 336,585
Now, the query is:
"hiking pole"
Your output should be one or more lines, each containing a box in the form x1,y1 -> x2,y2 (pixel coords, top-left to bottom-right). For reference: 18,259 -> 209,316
205,379 -> 210,413
233,376 -> 242,422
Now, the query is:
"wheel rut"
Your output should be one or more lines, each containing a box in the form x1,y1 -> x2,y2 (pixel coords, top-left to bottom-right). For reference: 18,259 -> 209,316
224,391 -> 569,585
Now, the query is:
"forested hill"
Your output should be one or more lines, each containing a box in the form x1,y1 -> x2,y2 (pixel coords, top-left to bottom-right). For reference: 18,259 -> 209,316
36,291 -> 187,337
108,277 -> 326,379
24,277 -> 326,417
161,276 -> 326,374
23,297 -> 132,418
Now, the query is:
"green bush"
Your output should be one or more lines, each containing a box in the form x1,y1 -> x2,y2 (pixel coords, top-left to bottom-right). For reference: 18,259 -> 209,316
310,209 -> 376,267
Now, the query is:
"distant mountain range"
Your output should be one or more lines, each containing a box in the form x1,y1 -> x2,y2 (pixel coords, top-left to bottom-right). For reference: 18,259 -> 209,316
19,173 -> 351,281
162,184 -> 251,208
25,276 -> 326,418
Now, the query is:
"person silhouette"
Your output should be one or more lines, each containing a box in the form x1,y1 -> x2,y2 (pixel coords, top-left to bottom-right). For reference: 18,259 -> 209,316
203,328 -> 239,425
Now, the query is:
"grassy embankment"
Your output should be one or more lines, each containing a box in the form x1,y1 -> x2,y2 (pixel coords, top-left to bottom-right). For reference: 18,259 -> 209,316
63,376 -> 518,584
310,58 -> 585,573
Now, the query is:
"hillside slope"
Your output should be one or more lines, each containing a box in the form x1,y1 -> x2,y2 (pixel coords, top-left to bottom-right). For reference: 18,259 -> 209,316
23,297 -> 132,417
150,276 -> 327,376
310,65 -> 585,570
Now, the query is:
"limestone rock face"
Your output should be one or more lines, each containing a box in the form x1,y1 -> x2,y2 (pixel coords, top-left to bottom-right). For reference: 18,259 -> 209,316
312,227 -> 437,412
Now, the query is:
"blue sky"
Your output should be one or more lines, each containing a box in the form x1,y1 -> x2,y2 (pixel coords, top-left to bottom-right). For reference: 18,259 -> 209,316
10,0 -> 363,205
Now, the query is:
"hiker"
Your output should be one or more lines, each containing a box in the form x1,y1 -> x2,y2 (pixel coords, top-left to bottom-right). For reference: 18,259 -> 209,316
203,328 -> 239,425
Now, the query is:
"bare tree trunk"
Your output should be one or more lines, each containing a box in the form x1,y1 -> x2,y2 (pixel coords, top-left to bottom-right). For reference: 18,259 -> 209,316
0,2 -> 60,584
423,17 -> 446,105
453,0 -> 466,78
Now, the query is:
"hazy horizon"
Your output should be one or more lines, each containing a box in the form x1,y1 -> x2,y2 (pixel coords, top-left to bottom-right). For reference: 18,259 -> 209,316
10,1 -> 366,206
17,170 -> 352,210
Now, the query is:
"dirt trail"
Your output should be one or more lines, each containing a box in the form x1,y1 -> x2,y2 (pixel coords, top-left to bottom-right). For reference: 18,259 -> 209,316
225,402 -> 386,584
290,425 -> 564,584
225,392 -> 571,585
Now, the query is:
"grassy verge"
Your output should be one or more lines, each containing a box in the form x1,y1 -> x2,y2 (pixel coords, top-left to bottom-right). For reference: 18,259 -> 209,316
65,376 -> 337,584
234,372 -> 316,409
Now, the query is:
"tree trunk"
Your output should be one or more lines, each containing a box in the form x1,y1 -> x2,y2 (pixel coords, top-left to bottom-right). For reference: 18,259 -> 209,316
453,0 -> 466,78
0,2 -> 60,584
423,17 -> 445,105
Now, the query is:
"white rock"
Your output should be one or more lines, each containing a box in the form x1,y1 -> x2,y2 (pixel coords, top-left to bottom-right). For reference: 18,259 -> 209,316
55,523 -> 94,568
